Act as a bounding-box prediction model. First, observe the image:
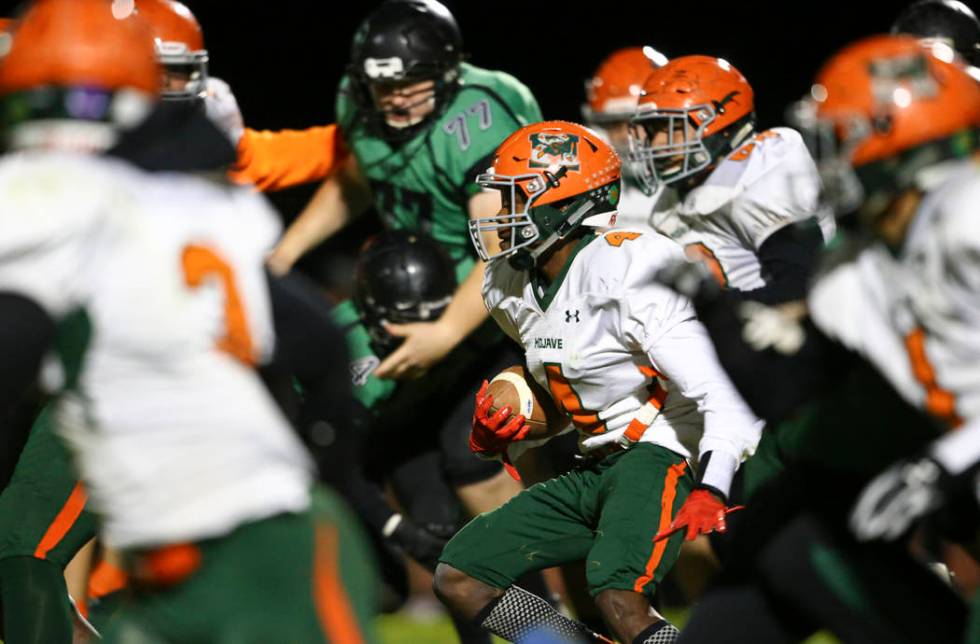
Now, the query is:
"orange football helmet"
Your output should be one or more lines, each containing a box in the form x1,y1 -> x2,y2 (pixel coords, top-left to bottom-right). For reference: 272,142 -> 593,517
0,0 -> 156,94
582,46 -> 667,123
801,34 -> 980,213
628,55 -> 756,193
0,0 -> 158,151
469,121 -> 621,266
132,0 -> 208,100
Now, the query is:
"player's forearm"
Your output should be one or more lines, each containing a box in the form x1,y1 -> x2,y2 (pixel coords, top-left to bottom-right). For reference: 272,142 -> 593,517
274,157 -> 370,269
648,319 -> 763,492
435,261 -> 491,347
735,223 -> 824,305
231,125 -> 346,192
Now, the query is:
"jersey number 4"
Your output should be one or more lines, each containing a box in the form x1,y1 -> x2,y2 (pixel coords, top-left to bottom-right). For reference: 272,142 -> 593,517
544,363 -> 606,435
181,244 -> 255,366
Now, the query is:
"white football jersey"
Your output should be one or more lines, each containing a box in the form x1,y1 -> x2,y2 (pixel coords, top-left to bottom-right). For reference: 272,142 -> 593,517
0,151 -> 313,548
483,230 -> 762,491
809,161 -> 980,428
652,127 -> 826,291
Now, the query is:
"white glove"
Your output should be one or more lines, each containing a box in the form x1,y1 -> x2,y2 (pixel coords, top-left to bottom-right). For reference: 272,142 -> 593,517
204,76 -> 245,146
738,301 -> 805,354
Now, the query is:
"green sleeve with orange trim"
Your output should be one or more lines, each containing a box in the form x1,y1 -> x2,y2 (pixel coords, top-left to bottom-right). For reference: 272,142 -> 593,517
228,124 -> 348,192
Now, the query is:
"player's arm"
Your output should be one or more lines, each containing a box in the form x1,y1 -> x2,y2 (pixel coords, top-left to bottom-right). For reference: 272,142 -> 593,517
372,190 -> 502,379
229,125 -> 348,192
643,311 -> 764,499
203,77 -> 348,192
694,289 -> 851,423
646,315 -> 761,542
733,221 -> 825,304
0,292 -> 55,451
267,153 -> 372,275
630,288 -> 763,541
851,418 -> 980,544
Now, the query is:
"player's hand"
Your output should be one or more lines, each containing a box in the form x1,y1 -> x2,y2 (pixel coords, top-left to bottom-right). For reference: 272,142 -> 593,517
373,320 -> 457,380
468,380 -> 530,457
738,301 -> 806,354
655,488 -> 744,542
386,515 -> 452,572
204,77 -> 245,146
850,456 -> 947,542
266,244 -> 297,276
654,257 -> 719,301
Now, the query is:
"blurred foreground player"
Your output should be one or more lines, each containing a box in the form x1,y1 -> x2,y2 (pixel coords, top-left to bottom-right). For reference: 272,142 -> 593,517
0,1 -> 377,642
677,35 -> 980,643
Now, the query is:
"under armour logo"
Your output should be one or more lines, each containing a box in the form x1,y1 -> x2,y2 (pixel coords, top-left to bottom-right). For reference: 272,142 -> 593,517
565,310 -> 580,323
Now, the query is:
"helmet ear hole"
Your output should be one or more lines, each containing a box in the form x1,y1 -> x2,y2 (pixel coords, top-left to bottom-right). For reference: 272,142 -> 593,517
872,114 -> 893,134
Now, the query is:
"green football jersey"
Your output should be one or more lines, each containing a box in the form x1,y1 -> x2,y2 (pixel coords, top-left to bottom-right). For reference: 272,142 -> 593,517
337,63 -> 543,283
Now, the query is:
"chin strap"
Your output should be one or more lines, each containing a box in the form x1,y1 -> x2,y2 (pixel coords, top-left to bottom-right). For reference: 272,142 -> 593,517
526,199 -> 597,264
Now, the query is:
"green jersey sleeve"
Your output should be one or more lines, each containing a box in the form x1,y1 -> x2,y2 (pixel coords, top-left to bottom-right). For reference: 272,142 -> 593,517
330,300 -> 396,412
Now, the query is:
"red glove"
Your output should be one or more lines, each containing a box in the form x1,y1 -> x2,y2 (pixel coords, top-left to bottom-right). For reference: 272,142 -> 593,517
654,489 -> 744,542
468,380 -> 531,457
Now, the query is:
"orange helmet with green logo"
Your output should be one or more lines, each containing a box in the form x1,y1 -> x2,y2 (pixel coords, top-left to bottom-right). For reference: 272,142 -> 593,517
629,55 -> 756,193
469,120 -> 621,267
582,46 -> 667,123
799,34 -> 980,213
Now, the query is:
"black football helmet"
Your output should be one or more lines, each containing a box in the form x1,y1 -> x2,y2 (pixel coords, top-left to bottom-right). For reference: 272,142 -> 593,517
353,230 -> 457,358
347,0 -> 464,142
892,0 -> 980,66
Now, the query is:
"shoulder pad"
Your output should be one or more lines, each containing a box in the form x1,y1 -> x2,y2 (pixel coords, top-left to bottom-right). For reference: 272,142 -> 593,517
681,127 -> 817,216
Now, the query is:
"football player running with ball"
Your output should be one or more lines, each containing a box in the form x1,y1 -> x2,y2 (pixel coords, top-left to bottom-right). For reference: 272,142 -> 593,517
433,121 -> 763,644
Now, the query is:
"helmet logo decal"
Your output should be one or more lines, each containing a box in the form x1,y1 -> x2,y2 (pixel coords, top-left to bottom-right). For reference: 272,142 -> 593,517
711,90 -> 741,115
868,54 -> 937,105
364,57 -> 405,80
608,182 -> 620,206
529,132 -> 581,171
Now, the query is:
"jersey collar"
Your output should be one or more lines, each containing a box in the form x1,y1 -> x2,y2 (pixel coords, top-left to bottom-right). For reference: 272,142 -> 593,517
530,233 -> 596,311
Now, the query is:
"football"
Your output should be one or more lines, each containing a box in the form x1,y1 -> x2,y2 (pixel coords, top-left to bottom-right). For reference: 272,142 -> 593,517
487,365 -> 565,439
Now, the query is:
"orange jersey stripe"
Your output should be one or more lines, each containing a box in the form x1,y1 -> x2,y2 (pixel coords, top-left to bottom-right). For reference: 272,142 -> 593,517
87,559 -> 129,601
314,523 -> 365,644
633,461 -> 687,593
544,364 -> 606,435
229,124 -> 347,192
34,481 -> 87,560
684,243 -> 728,287
904,328 -> 962,427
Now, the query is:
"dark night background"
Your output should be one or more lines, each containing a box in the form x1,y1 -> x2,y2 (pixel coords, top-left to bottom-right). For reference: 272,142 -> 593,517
0,0 -> 956,287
